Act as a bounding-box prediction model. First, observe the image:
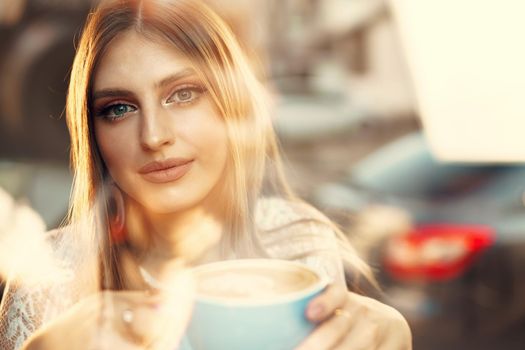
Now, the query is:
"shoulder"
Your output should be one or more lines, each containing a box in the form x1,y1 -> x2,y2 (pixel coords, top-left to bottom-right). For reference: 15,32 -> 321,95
255,196 -> 330,231
0,225 -> 86,349
255,197 -> 338,246
3,225 -> 79,290
255,197 -> 345,284
0,228 -> 79,349
45,225 -> 93,267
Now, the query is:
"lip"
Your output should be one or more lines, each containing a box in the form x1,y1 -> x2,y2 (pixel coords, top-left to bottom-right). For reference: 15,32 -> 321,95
139,158 -> 194,184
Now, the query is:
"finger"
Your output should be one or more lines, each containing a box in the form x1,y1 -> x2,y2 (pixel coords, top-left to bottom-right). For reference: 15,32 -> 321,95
332,316 -> 379,350
94,325 -> 145,350
115,272 -> 195,348
344,293 -> 412,350
306,283 -> 347,322
379,329 -> 412,350
31,299 -> 101,349
376,307 -> 412,350
104,291 -> 180,349
151,269 -> 195,345
32,292 -> 127,349
296,304 -> 356,350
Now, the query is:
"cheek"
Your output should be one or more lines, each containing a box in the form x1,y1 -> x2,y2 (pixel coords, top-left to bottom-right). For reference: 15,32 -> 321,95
196,121 -> 228,169
94,122 -> 137,176
179,106 -> 229,168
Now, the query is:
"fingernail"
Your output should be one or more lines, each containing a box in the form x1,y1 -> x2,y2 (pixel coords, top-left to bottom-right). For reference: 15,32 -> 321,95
307,304 -> 324,320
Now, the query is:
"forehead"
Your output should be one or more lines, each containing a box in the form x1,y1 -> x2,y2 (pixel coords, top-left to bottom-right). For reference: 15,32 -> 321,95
92,30 -> 194,91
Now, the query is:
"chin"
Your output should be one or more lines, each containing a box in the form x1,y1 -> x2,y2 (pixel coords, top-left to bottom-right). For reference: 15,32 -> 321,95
127,176 -> 224,215
141,190 -> 209,215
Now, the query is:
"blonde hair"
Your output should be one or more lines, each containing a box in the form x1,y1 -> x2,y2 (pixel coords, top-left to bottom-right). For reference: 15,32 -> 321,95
66,0 -> 373,289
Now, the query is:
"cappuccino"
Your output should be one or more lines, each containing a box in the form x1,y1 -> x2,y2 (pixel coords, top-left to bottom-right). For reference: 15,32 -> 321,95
183,259 -> 327,350
194,260 -> 320,301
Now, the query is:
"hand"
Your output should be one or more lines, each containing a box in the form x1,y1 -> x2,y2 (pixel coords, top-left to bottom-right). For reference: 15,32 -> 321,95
21,271 -> 194,350
296,284 -> 412,350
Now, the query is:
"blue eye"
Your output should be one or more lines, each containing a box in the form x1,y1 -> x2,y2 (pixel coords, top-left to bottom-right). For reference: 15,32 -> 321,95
98,103 -> 137,121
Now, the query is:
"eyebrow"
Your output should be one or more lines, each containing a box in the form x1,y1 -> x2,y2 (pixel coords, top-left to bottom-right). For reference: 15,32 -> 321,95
92,68 -> 197,101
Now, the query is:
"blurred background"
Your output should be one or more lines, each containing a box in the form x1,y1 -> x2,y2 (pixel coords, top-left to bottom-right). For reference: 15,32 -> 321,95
1,0 -> 525,349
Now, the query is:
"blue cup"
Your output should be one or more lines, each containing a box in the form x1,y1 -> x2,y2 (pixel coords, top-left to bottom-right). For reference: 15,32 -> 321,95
180,259 -> 327,350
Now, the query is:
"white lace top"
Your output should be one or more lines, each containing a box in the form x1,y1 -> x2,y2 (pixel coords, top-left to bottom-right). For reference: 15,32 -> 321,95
0,197 -> 345,349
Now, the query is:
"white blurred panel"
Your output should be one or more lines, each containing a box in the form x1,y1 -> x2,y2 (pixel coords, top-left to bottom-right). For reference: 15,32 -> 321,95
389,0 -> 525,162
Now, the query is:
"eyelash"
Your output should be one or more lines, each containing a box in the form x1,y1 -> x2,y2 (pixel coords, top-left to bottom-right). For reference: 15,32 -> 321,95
95,84 -> 207,122
95,103 -> 137,122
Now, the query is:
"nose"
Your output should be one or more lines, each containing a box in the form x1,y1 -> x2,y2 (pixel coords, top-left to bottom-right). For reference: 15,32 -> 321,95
139,105 -> 175,151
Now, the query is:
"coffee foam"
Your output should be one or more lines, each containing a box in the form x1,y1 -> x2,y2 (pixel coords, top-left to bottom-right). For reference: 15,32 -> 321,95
194,261 -> 320,301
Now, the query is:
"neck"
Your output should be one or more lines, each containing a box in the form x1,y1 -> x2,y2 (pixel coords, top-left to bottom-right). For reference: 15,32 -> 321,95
126,200 -> 224,275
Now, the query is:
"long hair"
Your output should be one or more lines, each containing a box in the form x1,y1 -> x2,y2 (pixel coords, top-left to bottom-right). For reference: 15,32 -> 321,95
65,0 -> 373,289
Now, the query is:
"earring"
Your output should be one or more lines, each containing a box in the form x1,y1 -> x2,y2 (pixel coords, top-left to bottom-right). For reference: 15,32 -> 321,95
108,184 -> 127,244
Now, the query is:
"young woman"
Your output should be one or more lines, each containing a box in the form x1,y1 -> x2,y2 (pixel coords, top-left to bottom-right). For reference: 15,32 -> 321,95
0,0 -> 411,349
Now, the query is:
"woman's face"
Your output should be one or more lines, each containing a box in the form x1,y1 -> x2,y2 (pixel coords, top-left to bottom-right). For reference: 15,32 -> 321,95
92,30 -> 228,214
